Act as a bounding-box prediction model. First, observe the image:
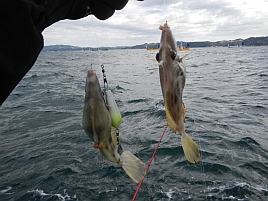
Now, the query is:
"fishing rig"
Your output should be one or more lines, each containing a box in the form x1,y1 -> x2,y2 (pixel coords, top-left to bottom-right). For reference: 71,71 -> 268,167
86,2 -> 200,197
100,64 -> 123,153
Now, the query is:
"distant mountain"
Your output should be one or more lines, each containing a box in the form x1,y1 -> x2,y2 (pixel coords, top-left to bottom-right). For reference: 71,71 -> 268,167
42,45 -> 84,51
43,36 -> 268,51
243,37 -> 268,46
42,45 -> 126,51
136,36 -> 268,49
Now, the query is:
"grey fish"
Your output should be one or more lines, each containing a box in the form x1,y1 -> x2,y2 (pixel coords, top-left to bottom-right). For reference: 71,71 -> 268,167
82,69 -> 146,183
156,22 -> 200,164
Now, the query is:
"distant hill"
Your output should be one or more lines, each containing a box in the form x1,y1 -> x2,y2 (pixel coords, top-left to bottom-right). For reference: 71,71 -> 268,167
243,37 -> 268,46
43,45 -> 86,51
133,36 -> 268,49
42,45 -> 126,51
43,36 -> 268,51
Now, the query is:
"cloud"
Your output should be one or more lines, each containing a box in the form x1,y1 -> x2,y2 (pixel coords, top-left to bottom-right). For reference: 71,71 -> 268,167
43,0 -> 268,47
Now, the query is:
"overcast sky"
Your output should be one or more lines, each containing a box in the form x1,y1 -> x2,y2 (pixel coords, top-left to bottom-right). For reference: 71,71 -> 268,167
43,0 -> 268,47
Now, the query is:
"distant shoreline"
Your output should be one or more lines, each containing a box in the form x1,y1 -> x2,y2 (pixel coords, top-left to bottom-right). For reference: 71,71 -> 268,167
43,36 -> 268,51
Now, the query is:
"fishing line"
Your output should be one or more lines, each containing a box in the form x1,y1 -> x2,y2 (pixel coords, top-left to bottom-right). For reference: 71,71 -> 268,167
190,105 -> 207,199
90,16 -> 104,65
84,15 -> 104,71
132,125 -> 168,201
190,104 -> 207,199
161,0 -> 206,198
171,0 -> 182,43
170,0 -> 206,197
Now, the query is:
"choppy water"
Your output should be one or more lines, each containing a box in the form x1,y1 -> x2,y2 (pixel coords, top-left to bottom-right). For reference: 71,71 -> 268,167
0,47 -> 267,201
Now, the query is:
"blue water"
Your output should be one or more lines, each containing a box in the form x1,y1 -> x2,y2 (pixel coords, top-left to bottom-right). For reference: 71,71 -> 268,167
0,47 -> 267,201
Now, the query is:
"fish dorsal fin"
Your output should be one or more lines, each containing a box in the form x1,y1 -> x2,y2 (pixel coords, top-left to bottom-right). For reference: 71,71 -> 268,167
177,52 -> 191,62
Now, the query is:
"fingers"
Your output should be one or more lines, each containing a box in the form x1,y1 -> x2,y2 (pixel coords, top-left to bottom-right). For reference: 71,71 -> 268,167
90,1 -> 115,20
91,0 -> 128,20
100,0 -> 128,10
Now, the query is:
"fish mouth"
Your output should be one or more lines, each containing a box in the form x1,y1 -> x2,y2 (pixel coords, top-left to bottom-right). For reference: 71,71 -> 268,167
87,69 -> 95,77
159,21 -> 169,31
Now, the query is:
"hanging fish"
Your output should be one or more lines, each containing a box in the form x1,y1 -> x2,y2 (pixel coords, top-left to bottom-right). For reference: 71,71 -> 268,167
156,22 -> 200,164
105,89 -> 122,129
82,69 -> 146,183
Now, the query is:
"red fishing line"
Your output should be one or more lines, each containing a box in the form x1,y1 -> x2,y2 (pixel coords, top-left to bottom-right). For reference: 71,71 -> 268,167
132,125 -> 168,201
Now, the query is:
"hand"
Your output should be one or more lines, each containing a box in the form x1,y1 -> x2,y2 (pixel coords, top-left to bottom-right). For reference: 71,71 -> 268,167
67,0 -> 129,20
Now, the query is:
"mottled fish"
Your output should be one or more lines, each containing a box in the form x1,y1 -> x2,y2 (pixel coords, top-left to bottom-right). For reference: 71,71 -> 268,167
82,69 -> 146,183
156,22 -> 200,163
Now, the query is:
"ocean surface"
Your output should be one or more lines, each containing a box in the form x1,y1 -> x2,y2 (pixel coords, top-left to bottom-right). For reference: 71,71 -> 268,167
0,47 -> 267,201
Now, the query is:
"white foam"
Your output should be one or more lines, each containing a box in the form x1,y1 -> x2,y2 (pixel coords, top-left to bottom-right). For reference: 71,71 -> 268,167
0,186 -> 12,195
99,187 -> 118,194
26,189 -> 77,201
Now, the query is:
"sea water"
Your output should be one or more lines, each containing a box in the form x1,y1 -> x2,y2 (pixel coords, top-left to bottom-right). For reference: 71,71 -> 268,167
0,47 -> 267,200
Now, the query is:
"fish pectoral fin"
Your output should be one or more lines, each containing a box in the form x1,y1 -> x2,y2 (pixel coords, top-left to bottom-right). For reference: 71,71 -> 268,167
120,151 -> 146,183
181,132 -> 200,164
164,100 -> 177,133
159,60 -> 164,69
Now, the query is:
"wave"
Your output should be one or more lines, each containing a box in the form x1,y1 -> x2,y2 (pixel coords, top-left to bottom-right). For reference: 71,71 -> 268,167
1,47 -> 268,201
206,180 -> 268,201
14,189 -> 78,201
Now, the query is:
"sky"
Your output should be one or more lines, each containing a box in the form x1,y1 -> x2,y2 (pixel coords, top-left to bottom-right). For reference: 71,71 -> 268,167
43,0 -> 268,47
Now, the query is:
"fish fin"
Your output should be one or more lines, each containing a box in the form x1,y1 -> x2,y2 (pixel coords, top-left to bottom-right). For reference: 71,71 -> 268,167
99,147 -> 118,163
164,100 -> 177,133
181,132 -> 200,164
178,52 -> 191,62
120,151 -> 146,183
182,101 -> 186,123
159,60 -> 164,68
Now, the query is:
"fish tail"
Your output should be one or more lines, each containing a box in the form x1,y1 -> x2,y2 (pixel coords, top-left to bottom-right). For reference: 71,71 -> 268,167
181,132 -> 200,164
120,151 -> 146,183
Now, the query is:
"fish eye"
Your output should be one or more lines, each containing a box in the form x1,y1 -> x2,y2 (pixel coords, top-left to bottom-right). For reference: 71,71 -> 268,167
171,51 -> 176,60
156,53 -> 159,62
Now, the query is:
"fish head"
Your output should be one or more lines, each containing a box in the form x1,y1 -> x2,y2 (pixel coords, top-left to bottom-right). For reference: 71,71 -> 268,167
156,22 -> 178,64
84,69 -> 103,100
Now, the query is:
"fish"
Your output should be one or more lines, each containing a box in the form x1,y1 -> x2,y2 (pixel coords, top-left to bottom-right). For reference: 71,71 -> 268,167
82,69 -> 146,183
156,22 -> 200,164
